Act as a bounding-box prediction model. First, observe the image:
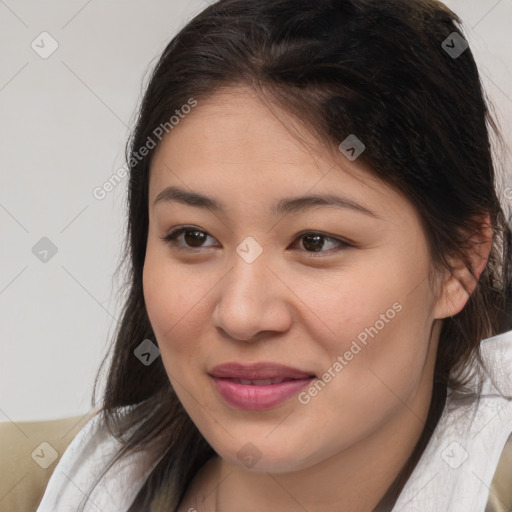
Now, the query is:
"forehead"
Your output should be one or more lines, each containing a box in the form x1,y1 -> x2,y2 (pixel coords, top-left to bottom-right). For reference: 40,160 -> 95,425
151,87 -> 330,174
147,86 -> 410,221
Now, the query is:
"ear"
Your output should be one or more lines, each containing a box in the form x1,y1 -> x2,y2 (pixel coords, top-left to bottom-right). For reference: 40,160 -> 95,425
433,214 -> 493,320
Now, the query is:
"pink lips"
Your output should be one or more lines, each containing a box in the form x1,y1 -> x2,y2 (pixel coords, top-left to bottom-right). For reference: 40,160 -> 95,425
209,362 -> 316,410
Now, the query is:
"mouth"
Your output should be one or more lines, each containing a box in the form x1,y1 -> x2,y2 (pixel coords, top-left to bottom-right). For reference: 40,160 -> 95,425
209,362 -> 316,410
209,361 -> 316,380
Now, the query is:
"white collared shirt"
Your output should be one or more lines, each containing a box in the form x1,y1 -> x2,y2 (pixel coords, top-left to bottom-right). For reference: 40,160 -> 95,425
393,329 -> 512,511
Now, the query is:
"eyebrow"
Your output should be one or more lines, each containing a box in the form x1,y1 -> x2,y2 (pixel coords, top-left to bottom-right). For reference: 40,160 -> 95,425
153,185 -> 379,218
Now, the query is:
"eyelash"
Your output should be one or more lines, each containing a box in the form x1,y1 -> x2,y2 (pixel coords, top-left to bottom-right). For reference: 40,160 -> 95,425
160,226 -> 352,257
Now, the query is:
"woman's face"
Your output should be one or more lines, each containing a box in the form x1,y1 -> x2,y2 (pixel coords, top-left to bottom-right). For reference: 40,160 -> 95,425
143,86 -> 446,473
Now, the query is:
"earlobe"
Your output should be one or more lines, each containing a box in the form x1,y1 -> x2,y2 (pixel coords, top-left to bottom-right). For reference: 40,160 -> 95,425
433,215 -> 493,320
433,268 -> 477,319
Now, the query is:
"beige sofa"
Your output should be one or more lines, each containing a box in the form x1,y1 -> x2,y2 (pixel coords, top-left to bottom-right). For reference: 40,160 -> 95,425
0,411 -> 97,512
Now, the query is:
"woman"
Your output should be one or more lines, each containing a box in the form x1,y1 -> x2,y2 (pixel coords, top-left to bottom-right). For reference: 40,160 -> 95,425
36,0 -> 512,511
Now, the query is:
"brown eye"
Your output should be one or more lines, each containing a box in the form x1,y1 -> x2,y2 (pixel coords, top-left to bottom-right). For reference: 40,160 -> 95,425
161,227 -> 218,250
183,230 -> 207,247
302,234 -> 325,252
292,231 -> 351,256
160,227 -> 351,256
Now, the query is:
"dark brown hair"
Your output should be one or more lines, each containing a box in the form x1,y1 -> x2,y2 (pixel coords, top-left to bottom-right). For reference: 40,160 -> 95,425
82,0 -> 512,510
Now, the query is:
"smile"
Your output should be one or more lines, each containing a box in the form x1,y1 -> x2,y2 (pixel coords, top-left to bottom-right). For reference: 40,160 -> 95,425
211,376 -> 315,410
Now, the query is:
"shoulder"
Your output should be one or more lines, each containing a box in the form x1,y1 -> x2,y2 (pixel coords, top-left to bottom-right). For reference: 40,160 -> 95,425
393,329 -> 512,511
479,328 -> 512,396
35,410 -> 120,512
36,406 -> 156,512
481,330 -> 512,510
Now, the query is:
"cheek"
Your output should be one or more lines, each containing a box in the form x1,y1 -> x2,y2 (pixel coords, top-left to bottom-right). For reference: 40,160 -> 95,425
294,285 -> 434,455
307,243 -> 435,397
305,263 -> 426,357
142,243 -> 210,364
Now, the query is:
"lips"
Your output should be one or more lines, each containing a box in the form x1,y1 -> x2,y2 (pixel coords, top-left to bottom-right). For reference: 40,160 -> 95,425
209,362 -> 316,380
209,362 -> 316,410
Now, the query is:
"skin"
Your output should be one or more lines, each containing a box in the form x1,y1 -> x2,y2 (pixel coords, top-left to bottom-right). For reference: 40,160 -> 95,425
142,86 -> 491,512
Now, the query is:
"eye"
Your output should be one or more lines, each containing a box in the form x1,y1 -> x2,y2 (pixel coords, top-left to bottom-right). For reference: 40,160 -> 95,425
160,226 -> 219,251
290,231 -> 351,256
161,226 -> 351,256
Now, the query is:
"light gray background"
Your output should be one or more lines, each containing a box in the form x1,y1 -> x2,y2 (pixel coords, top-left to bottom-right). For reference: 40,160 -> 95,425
1,0 -> 511,422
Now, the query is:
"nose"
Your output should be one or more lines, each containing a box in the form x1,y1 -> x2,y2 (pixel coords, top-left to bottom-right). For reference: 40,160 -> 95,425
211,248 -> 293,342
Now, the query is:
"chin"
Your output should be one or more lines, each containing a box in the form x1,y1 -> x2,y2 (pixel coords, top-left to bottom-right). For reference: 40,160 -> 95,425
209,439 -> 318,474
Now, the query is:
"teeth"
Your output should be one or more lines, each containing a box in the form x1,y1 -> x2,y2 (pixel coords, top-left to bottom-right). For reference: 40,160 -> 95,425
235,378 -> 288,385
